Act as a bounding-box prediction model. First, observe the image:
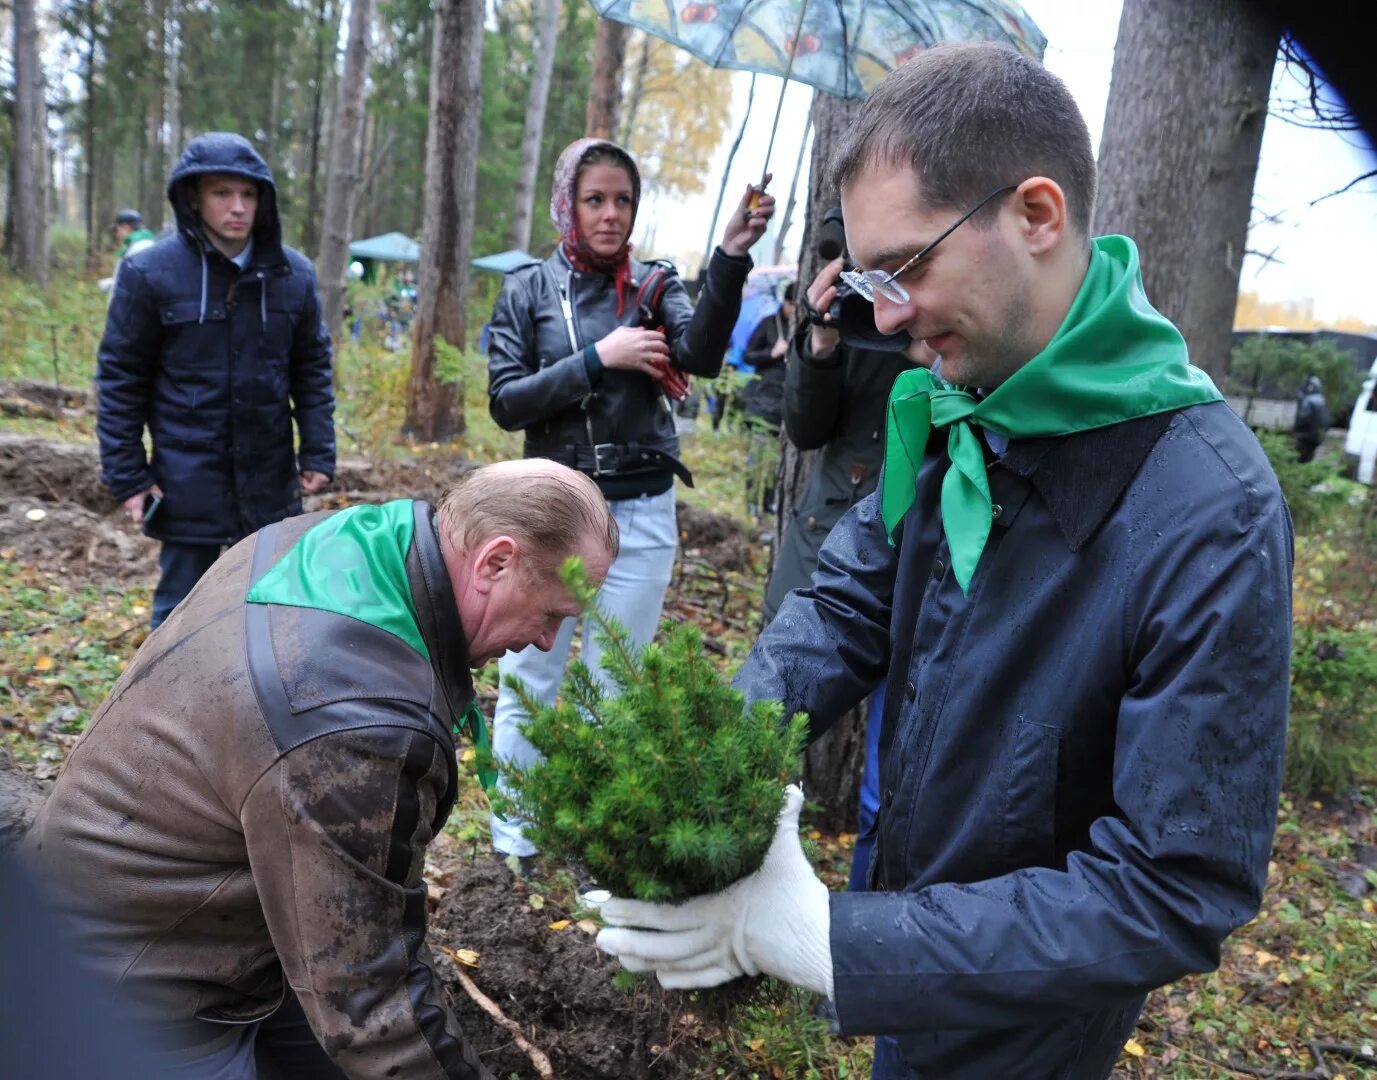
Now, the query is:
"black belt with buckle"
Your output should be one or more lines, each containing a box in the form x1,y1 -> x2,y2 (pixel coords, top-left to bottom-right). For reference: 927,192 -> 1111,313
537,442 -> 695,488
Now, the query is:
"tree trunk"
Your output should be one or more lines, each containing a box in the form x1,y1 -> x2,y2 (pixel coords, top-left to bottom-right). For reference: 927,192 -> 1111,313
317,0 -> 375,349
1094,0 -> 1278,380
403,0 -> 483,441
617,32 -> 651,147
509,0 -> 561,252
164,0 -> 181,195
10,0 -> 50,285
585,18 -> 629,140
301,0 -> 333,258
773,111 -> 812,265
143,0 -> 168,230
83,3 -> 99,261
774,91 -> 867,831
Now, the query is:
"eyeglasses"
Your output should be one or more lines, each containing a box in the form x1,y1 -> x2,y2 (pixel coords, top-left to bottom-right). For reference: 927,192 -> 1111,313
839,184 -> 1018,305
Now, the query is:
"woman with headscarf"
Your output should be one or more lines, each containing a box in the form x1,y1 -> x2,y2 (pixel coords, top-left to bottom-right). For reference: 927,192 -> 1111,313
486,138 -> 775,866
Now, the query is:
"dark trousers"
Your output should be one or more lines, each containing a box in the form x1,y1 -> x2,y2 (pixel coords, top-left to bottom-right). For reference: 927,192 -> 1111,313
159,993 -> 346,1078
1295,436 -> 1322,463
253,995 -> 347,1079
152,542 -> 222,628
847,688 -> 884,893
872,1035 -> 917,1079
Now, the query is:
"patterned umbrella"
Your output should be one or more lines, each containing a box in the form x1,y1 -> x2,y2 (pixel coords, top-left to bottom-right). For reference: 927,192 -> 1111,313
589,0 -> 1046,101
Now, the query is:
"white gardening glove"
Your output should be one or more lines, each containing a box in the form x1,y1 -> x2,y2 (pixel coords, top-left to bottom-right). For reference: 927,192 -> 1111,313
596,784 -> 834,997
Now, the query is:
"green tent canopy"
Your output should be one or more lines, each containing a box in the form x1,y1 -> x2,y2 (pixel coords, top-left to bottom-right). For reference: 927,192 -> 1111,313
348,232 -> 421,263
471,249 -> 538,274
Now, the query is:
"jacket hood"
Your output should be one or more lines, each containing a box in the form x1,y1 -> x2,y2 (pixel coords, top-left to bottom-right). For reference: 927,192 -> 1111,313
167,133 -> 283,266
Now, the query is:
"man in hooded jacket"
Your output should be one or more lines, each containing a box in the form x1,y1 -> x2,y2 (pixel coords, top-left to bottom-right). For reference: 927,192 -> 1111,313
97,131 -> 335,627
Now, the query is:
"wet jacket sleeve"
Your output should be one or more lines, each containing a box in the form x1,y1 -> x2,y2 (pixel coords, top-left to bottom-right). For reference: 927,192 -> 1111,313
782,332 -> 847,451
661,248 -> 752,377
240,719 -> 489,1080
96,259 -> 161,502
735,490 -> 896,738
827,493 -> 1294,1036
487,273 -> 591,432
290,264 -> 337,478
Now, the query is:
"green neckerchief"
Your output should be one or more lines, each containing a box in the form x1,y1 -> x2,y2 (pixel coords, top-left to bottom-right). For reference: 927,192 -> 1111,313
881,234 -> 1222,594
118,228 -> 156,258
246,500 -> 495,791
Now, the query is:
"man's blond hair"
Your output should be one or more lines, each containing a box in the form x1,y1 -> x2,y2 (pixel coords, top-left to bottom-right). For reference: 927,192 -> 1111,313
437,460 -> 618,575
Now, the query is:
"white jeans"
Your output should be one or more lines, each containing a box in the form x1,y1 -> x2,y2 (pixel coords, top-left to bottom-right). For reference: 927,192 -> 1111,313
489,488 -> 678,855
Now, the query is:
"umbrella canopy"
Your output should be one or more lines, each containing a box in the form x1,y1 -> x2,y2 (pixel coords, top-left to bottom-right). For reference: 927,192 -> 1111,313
588,0 -> 1045,101
471,249 -> 540,274
348,231 -> 421,263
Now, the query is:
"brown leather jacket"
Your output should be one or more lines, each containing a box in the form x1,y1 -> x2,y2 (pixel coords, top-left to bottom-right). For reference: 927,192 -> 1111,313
24,502 -> 490,1079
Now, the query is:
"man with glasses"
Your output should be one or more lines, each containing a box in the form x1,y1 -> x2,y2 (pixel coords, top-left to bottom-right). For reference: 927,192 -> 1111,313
597,42 -> 1292,1080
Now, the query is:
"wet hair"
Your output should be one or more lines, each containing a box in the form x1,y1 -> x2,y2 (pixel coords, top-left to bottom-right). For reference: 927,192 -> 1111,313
831,42 -> 1097,238
437,462 -> 619,577
782,282 -> 797,303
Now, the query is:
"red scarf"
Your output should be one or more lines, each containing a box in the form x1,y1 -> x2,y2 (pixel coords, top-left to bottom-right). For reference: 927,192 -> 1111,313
561,230 -> 634,318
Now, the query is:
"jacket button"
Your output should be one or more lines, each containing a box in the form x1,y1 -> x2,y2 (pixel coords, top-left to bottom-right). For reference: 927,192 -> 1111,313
932,557 -> 946,579
991,503 -> 1003,520
883,787 -> 894,806
905,679 -> 917,700
806,515 -> 818,531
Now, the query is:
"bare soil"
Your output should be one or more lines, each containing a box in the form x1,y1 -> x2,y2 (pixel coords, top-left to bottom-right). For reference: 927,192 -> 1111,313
430,855 -> 726,1079
0,415 -> 757,1079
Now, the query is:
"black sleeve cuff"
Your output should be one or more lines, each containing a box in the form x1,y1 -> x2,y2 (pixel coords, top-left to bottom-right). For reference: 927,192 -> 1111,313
582,343 -> 605,381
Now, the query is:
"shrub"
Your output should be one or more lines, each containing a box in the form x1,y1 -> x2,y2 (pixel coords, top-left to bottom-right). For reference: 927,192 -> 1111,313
1287,625 -> 1377,794
1227,336 -> 1364,422
493,558 -> 808,903
1255,430 -> 1350,534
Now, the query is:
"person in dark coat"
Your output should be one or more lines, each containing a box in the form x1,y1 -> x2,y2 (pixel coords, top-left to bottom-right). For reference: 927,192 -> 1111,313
739,282 -> 795,435
739,283 -> 795,516
1293,373 -> 1330,462
97,131 -> 335,627
762,257 -> 925,896
596,43 -> 1293,1080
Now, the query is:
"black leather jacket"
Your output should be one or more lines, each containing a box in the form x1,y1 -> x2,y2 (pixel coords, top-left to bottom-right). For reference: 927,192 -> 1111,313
487,246 -> 750,494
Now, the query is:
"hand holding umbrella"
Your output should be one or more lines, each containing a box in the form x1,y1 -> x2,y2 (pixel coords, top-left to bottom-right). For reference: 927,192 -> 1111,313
721,173 -> 777,256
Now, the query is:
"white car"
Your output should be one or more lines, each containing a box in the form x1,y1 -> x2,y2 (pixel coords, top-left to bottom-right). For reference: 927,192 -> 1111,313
1343,358 -> 1377,483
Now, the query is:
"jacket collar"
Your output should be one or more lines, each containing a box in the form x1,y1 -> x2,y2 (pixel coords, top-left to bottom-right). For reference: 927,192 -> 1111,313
995,409 -> 1178,551
406,501 -> 477,719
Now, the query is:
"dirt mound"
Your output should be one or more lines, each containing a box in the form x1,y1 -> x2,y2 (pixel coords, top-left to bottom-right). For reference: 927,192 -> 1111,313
325,454 -> 479,506
0,434 -> 157,579
0,379 -> 89,422
0,746 -> 48,852
0,434 -> 110,510
676,503 -> 751,571
432,859 -> 713,1079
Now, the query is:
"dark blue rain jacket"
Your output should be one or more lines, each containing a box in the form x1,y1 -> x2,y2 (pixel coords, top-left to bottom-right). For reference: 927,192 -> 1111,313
737,401 -> 1293,1079
97,133 -> 335,545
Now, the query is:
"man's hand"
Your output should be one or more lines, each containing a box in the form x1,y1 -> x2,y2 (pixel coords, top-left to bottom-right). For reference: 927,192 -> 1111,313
122,485 -> 163,524
805,257 -> 844,360
300,471 -> 331,495
720,176 -> 777,258
596,785 -> 833,996
770,334 -> 789,360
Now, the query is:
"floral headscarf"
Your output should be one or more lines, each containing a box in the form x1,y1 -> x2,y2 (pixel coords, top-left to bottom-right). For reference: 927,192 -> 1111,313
550,138 -> 641,314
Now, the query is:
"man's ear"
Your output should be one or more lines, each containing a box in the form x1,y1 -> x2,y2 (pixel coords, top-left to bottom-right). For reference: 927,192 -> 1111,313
469,535 -> 520,595
1010,176 -> 1067,256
